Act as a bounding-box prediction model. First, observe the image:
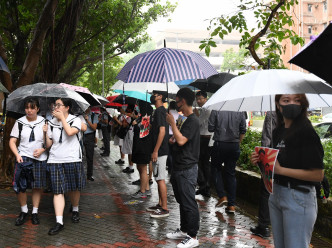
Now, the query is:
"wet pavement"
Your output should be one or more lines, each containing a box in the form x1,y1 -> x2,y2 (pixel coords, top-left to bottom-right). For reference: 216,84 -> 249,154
0,142 -> 328,247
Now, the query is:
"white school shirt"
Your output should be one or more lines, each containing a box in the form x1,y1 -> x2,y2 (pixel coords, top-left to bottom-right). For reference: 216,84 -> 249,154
47,114 -> 82,163
10,115 -> 47,161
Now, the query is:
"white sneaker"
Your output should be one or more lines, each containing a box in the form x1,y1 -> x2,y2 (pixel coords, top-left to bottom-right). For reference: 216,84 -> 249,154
166,228 -> 187,239
177,235 -> 199,248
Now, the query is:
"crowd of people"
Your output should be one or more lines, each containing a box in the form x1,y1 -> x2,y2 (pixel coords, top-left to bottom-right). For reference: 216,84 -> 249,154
9,87 -> 325,248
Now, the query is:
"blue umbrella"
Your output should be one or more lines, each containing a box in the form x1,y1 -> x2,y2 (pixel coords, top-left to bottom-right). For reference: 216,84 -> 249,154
117,48 -> 217,83
175,79 -> 195,86
0,56 -> 10,74
114,90 -> 151,102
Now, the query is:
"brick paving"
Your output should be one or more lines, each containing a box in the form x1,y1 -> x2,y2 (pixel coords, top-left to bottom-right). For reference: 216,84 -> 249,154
0,141 -> 325,248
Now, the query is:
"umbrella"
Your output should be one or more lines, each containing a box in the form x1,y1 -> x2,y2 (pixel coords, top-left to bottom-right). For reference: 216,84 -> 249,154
60,83 -> 100,106
92,93 -> 109,105
113,94 -> 147,106
7,83 -> 90,115
117,47 -> 217,83
111,80 -> 180,94
105,95 -> 123,108
203,69 -> 332,112
189,72 -> 237,93
289,22 -> 332,83
0,56 -> 10,74
113,90 -> 151,102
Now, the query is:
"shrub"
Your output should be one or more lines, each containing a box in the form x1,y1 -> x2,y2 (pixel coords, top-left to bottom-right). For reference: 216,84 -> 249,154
322,140 -> 332,182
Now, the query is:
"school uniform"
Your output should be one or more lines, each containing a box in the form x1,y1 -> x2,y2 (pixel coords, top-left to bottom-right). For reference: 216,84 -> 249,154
10,116 -> 47,189
47,114 -> 86,194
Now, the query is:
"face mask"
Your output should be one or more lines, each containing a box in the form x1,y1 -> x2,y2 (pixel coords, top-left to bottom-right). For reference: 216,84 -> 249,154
279,104 -> 302,120
176,103 -> 182,112
150,95 -> 156,105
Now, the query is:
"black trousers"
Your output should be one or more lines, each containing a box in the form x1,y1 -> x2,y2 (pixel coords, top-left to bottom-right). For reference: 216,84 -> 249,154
197,136 -> 211,193
171,165 -> 200,238
166,134 -> 174,173
83,132 -> 95,177
101,126 -> 110,155
258,177 -> 270,228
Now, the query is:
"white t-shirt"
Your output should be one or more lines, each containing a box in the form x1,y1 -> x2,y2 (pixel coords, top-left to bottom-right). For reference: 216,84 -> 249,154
47,114 -> 82,163
10,116 -> 47,161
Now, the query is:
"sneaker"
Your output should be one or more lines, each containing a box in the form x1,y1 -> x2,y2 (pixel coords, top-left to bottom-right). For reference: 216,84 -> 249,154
215,196 -> 228,207
122,167 -> 134,173
132,179 -> 141,185
146,204 -> 162,212
150,208 -> 169,218
225,206 -> 235,214
132,190 -> 147,199
177,235 -> 199,248
115,159 -> 125,164
250,225 -> 271,238
145,189 -> 152,196
166,228 -> 187,239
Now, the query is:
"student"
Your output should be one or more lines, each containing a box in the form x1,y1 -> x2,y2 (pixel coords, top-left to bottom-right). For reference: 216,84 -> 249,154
251,94 -> 324,248
44,98 -> 86,235
9,97 -> 47,226
166,88 -> 200,248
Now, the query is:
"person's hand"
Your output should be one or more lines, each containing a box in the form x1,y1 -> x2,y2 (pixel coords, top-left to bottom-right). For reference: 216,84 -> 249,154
166,113 -> 175,125
151,151 -> 158,162
250,151 -> 259,165
84,114 -> 89,121
33,148 -> 44,158
169,136 -> 175,144
52,109 -> 65,120
16,154 -> 23,163
42,122 -> 48,133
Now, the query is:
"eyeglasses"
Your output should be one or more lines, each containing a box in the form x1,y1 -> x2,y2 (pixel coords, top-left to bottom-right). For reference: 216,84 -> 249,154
54,104 -> 64,108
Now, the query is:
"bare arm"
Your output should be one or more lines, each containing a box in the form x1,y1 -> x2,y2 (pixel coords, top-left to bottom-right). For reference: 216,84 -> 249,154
9,138 -> 23,163
151,126 -> 165,162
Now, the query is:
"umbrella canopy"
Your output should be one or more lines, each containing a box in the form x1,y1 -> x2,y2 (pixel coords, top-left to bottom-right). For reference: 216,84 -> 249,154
113,94 -> 148,106
289,22 -> 332,83
92,93 -> 109,105
189,72 -> 237,93
111,80 -> 180,94
113,90 -> 151,102
203,69 -> 332,112
117,47 -> 217,83
60,83 -> 100,106
7,83 -> 90,115
105,95 -> 122,108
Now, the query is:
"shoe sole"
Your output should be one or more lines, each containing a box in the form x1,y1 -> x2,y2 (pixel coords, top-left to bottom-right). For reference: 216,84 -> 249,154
150,213 -> 169,218
215,200 -> 228,207
146,208 -> 162,212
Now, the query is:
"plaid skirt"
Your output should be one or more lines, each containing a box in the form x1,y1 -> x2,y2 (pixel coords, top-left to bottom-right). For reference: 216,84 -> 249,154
47,162 -> 86,194
18,156 -> 47,189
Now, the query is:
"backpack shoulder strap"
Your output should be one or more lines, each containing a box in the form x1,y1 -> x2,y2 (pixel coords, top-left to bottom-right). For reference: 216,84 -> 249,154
18,122 -> 23,141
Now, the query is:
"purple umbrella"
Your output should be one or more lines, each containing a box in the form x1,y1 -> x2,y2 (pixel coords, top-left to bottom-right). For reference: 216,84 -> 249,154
117,48 -> 217,83
289,22 -> 332,83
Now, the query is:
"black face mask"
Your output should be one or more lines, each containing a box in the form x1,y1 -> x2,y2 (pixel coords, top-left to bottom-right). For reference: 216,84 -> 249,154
279,104 -> 302,120
176,103 -> 182,112
150,95 -> 156,105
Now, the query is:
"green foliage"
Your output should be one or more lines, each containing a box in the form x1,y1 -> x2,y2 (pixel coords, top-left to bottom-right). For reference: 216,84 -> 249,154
322,140 -> 332,183
220,47 -> 248,72
238,128 -> 262,172
309,115 -> 322,123
200,0 -> 304,69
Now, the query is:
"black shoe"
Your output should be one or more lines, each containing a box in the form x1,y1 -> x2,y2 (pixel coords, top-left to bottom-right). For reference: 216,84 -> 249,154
132,179 -> 141,185
122,167 -> 134,173
72,211 -> 80,223
100,153 -> 109,157
201,191 -> 211,197
48,223 -> 64,235
31,213 -> 40,225
87,176 -> 95,181
250,225 -> 271,238
149,179 -> 153,185
115,159 -> 125,164
15,212 -> 29,226
100,147 -> 105,150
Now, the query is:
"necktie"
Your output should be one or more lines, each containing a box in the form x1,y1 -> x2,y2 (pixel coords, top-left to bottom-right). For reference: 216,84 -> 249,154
29,126 -> 35,142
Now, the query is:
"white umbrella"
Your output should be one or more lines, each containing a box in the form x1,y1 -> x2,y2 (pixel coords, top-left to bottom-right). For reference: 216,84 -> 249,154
92,93 -> 109,105
203,69 -> 332,111
111,80 -> 180,94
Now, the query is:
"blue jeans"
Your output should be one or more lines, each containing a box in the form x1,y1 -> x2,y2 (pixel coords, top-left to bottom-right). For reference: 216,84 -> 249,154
269,183 -> 317,248
211,141 -> 240,206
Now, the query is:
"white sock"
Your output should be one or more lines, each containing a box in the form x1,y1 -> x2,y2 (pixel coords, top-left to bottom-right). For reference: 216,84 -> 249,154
32,207 -> 38,214
21,204 -> 28,213
72,206 -> 79,212
56,216 -> 63,225
129,164 -> 134,168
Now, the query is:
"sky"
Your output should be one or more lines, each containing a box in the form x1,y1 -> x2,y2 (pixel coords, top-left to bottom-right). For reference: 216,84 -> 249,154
148,0 -> 241,37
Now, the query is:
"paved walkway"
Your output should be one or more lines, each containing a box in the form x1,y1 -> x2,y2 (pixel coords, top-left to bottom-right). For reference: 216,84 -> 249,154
0,142 -> 324,247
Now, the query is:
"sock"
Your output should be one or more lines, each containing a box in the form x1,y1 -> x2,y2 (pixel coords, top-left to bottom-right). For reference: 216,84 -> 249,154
129,164 -> 134,168
21,204 -> 28,213
32,207 -> 38,214
56,216 -> 63,225
72,206 -> 79,212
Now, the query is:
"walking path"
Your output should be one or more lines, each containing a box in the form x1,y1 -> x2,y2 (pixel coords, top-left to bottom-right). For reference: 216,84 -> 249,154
0,142 -> 329,247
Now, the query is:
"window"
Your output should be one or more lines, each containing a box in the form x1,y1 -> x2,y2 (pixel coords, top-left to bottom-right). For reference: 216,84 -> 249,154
324,1 -> 327,12
308,25 -> 312,34
308,4 -> 312,12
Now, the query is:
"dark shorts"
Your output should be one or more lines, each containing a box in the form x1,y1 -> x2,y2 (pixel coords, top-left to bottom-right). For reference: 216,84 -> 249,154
132,153 -> 151,165
19,156 -> 47,189
47,162 -> 86,194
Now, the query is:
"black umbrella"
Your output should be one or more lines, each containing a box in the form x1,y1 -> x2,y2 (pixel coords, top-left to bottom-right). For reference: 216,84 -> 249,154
113,94 -> 143,106
289,22 -> 332,83
189,72 -> 237,93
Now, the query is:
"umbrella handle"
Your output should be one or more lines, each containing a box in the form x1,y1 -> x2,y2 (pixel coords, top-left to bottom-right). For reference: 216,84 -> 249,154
43,119 -> 48,149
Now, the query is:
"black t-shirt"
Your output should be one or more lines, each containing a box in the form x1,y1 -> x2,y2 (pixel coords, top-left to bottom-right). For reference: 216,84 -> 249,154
173,113 -> 200,170
151,106 -> 169,156
272,124 -> 324,185
132,124 -> 152,155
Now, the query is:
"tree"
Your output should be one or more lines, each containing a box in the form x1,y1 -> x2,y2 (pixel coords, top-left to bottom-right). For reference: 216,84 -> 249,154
199,0 -> 304,69
220,47 -> 248,72
0,0 -> 175,180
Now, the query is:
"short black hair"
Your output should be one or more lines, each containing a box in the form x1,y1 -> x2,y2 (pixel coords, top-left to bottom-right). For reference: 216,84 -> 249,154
24,97 -> 40,109
127,104 -> 135,112
153,90 -> 167,102
176,88 -> 195,106
196,91 -> 207,98
169,101 -> 177,110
